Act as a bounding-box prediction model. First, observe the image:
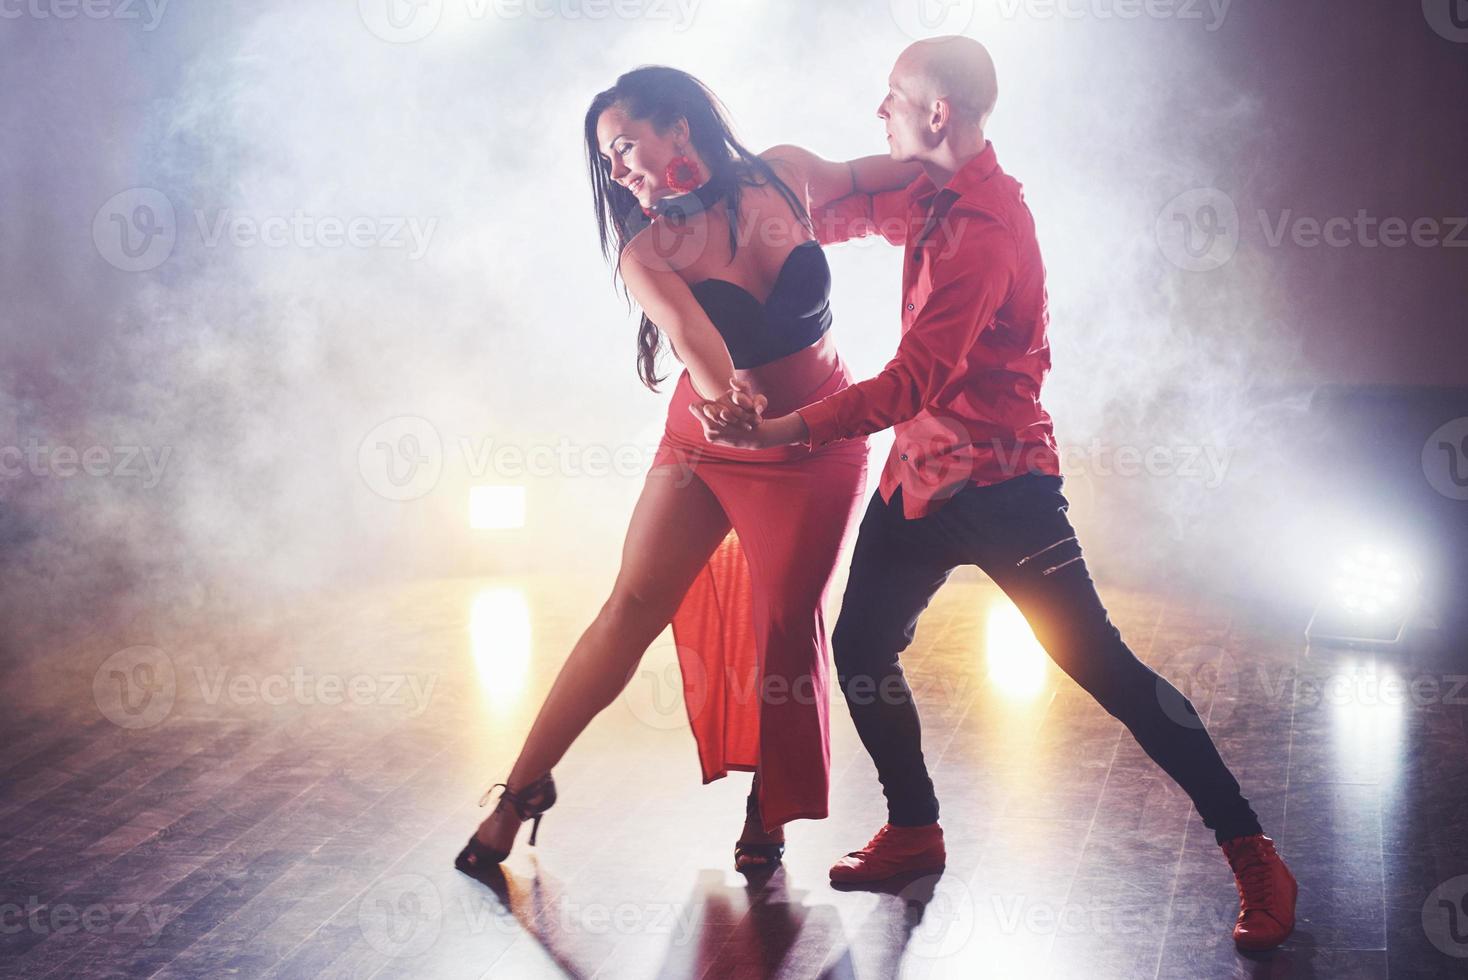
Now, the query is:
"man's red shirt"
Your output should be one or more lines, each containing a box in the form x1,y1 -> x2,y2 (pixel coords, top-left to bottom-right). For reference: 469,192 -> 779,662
797,141 -> 1061,519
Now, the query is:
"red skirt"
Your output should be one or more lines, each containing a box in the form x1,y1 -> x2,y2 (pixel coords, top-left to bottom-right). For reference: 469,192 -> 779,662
649,334 -> 869,830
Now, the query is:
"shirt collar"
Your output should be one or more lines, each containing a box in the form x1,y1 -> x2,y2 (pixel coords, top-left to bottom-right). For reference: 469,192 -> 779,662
907,140 -> 1000,210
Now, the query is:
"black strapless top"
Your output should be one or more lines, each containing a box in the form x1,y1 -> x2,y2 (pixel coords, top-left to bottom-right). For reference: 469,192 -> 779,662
690,240 -> 833,370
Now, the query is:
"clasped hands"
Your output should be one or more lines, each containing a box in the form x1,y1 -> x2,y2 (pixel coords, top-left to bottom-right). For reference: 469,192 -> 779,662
687,377 -> 783,450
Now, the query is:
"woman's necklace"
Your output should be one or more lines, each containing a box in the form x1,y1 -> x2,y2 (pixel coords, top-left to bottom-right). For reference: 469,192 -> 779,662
644,174 -> 728,223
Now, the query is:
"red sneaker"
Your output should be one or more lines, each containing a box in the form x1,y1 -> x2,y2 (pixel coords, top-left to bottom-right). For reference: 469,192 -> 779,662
829,823 -> 946,884
1220,834 -> 1298,951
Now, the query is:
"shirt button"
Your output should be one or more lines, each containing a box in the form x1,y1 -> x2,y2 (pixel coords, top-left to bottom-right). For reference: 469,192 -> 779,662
900,453 -> 909,461
906,303 -> 915,311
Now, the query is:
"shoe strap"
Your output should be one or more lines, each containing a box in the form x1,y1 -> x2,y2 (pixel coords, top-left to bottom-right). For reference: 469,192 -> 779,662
479,775 -> 553,818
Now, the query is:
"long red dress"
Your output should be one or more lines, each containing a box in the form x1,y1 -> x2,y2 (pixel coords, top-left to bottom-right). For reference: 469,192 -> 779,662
649,333 -> 868,831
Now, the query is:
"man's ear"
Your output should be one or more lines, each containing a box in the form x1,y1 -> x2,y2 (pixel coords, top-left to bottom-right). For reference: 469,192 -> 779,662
928,99 -> 949,136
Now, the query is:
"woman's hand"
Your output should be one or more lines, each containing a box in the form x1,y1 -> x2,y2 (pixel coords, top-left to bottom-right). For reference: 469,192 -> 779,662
688,377 -> 766,435
689,378 -> 810,450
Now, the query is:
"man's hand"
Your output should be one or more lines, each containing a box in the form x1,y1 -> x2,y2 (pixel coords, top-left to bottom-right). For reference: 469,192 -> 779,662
688,378 -> 811,450
681,378 -> 780,448
704,410 -> 809,450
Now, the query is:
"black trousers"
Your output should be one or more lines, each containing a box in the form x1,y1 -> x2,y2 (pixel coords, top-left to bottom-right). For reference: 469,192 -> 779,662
831,474 -> 1262,846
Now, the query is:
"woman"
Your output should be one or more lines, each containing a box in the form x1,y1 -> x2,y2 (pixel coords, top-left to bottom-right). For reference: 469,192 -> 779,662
456,66 -> 921,876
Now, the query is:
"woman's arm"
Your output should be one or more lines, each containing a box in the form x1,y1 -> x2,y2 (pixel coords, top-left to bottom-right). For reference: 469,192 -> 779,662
761,144 -> 923,211
618,231 -> 742,405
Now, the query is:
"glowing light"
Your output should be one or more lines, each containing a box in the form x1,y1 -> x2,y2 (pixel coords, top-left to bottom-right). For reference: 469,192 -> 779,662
1328,545 -> 1416,620
984,597 -> 1049,700
470,485 -> 526,530
469,586 -> 531,709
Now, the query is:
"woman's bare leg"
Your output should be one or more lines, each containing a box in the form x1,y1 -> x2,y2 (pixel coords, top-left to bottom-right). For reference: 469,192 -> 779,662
474,464 -> 731,851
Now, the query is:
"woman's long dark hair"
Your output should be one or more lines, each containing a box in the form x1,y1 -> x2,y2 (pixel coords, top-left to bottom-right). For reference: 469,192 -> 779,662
584,66 -> 811,391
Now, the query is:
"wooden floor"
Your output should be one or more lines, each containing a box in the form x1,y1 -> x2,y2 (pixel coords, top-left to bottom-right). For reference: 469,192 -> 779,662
1,569 -> 1465,979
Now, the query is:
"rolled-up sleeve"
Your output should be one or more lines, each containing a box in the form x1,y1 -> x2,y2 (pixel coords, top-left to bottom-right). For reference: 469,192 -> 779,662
797,210 -> 1016,448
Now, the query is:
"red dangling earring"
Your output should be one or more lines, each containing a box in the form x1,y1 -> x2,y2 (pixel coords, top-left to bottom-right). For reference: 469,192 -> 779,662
664,152 -> 702,193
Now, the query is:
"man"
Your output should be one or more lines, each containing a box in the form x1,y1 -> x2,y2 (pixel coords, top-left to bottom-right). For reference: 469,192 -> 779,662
697,35 -> 1297,952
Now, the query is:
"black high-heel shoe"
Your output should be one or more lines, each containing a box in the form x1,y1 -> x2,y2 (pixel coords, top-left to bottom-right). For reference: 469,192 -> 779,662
455,772 -> 557,877
734,778 -> 784,872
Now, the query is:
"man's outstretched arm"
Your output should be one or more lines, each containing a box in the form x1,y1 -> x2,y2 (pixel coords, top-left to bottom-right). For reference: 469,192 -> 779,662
760,145 -> 920,246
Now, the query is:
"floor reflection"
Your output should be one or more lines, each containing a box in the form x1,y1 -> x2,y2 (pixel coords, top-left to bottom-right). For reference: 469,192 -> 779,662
470,585 -> 533,712
3,572 -> 1462,977
984,595 -> 1051,702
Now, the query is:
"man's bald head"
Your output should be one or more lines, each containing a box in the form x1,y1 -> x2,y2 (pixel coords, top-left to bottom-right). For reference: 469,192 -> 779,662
894,35 -> 998,130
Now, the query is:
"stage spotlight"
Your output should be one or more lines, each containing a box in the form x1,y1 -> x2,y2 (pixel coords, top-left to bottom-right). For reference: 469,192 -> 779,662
1306,545 -> 1420,648
469,485 -> 526,530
